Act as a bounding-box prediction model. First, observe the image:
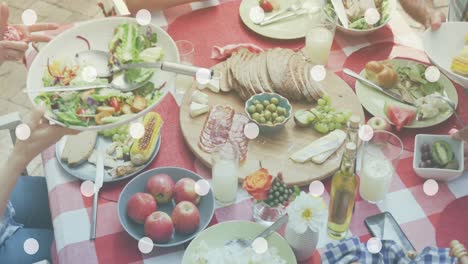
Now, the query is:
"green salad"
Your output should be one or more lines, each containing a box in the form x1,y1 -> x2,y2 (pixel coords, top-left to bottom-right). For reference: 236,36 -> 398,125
36,23 -> 165,127
325,0 -> 391,30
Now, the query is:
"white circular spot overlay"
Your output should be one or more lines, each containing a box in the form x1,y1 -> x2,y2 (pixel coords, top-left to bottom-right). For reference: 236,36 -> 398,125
195,179 -> 210,196
249,6 -> 265,24
423,179 -> 439,196
425,66 -> 441,83
310,65 -> 327,82
252,237 -> 268,254
24,238 -> 39,255
309,180 -> 325,197
80,180 -> 95,197
367,237 -> 382,254
136,9 -> 152,26
364,8 -> 380,25
130,122 -> 145,139
22,9 -> 37,26
196,68 -> 212,85
82,66 -> 97,83
359,124 -> 374,142
244,122 -> 260,140
15,124 -> 31,141
138,237 -> 154,254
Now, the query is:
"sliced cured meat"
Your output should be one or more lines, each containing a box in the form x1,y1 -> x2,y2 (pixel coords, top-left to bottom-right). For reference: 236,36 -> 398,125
228,114 -> 250,161
199,105 -> 235,153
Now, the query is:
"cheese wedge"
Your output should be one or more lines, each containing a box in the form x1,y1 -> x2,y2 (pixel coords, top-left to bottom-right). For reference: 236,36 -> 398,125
192,90 -> 209,105
290,130 -> 347,164
197,78 -> 220,93
190,102 -> 209,118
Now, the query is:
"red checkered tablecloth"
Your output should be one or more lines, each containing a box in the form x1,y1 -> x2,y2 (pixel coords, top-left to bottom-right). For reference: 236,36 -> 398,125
33,1 -> 468,263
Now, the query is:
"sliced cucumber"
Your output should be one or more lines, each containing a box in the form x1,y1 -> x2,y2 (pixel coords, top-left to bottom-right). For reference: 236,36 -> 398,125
431,140 -> 454,166
444,159 -> 459,170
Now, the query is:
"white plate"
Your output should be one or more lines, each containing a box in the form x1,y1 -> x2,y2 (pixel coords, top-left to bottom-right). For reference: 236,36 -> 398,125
27,17 -> 179,131
423,22 -> 468,88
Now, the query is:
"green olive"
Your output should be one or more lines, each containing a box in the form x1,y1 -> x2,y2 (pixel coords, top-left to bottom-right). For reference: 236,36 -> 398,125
271,97 -> 279,105
267,104 -> 277,112
271,112 -> 278,120
253,99 -> 261,105
263,100 -> 270,107
277,107 -> 286,116
276,116 -> 285,123
248,105 -> 256,114
266,121 -> 273,125
255,104 -> 264,112
252,112 -> 261,121
259,117 -> 266,124
264,110 -> 272,120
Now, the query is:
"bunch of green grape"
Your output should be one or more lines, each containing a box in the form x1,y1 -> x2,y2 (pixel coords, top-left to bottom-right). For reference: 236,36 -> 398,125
311,95 -> 352,134
99,124 -> 130,143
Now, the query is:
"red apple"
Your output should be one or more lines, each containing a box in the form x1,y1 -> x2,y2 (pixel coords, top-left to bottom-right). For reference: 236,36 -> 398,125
144,211 -> 174,243
146,174 -> 175,204
367,116 -> 391,131
173,178 -> 200,205
172,201 -> 200,234
126,192 -> 157,224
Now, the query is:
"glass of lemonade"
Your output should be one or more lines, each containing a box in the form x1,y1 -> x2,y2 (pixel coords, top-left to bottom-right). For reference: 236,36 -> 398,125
175,40 -> 195,95
211,141 -> 239,205
360,131 -> 403,203
304,7 -> 337,65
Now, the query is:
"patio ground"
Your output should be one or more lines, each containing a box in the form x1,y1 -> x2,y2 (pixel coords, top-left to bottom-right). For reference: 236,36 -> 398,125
0,0 -> 449,176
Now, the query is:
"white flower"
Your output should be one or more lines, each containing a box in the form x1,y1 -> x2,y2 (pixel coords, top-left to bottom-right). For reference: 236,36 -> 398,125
286,191 -> 327,234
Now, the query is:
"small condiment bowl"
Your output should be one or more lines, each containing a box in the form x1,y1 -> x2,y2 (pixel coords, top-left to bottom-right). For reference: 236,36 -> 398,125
244,93 -> 292,134
413,134 -> 464,181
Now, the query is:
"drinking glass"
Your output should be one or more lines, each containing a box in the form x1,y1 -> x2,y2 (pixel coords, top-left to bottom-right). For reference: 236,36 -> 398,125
175,40 -> 195,95
304,7 -> 337,65
211,141 -> 239,205
359,131 -> 403,203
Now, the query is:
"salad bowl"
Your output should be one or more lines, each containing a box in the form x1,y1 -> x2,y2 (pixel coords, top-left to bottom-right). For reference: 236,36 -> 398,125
27,17 -> 179,131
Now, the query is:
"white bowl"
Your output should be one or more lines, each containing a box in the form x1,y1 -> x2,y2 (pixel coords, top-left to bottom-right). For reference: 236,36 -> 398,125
335,0 -> 395,36
413,134 -> 464,181
26,17 -> 179,131
423,22 -> 468,88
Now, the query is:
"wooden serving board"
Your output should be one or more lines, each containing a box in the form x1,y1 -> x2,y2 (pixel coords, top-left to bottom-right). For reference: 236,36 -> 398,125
180,68 -> 365,186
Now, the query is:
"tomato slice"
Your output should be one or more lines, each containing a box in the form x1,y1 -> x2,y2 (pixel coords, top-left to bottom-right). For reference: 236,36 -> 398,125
109,97 -> 121,113
76,108 -> 89,122
384,103 -> 416,131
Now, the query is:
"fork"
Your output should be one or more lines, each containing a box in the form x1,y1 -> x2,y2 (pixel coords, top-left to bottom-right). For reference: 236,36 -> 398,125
262,0 -> 303,22
416,94 -> 465,127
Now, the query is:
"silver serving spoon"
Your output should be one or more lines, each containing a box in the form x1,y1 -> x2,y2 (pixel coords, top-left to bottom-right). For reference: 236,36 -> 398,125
25,50 -> 212,93
225,214 -> 289,249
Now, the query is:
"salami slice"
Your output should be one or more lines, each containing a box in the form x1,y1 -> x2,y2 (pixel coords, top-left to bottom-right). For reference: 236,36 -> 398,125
228,114 -> 250,161
198,105 -> 235,153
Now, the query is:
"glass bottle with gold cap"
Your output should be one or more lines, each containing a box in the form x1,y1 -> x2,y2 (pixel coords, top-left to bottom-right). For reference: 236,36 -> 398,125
347,115 -> 361,146
327,142 -> 358,240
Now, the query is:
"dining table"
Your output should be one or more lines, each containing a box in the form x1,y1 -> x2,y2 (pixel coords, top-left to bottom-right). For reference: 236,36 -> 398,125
26,0 -> 468,263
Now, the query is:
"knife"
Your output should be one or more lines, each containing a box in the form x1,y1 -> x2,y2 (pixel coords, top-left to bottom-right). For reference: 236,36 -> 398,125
331,0 -> 349,28
259,9 -> 307,26
90,148 -> 104,240
343,68 -> 416,107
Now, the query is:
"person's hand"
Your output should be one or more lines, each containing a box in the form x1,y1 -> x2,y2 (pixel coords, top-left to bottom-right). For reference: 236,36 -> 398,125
452,128 -> 468,171
426,9 -> 446,30
12,107 -> 79,165
0,2 -> 59,64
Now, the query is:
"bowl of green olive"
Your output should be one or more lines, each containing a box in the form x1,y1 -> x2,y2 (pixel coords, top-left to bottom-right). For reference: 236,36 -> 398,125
245,93 -> 292,134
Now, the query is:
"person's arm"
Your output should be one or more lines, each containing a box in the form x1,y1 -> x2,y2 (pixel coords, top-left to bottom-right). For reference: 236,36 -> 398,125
125,0 -> 202,14
0,109 -> 77,215
399,0 -> 445,29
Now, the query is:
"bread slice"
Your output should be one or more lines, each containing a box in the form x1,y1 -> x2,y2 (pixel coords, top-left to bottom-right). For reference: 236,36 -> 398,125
63,131 -> 98,167
297,59 -> 315,102
304,64 -> 320,100
212,62 -> 230,92
288,54 -> 306,101
258,52 -> 274,93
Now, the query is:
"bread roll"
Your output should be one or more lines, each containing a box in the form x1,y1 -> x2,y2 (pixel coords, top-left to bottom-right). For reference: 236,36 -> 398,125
365,60 -> 398,88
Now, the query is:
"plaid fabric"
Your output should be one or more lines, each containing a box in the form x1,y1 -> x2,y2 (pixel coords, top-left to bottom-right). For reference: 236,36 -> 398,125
449,0 -> 468,21
26,1 -> 468,263
321,237 -> 457,264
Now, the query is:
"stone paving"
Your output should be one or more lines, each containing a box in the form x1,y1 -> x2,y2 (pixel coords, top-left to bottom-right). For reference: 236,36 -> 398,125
0,0 -> 450,176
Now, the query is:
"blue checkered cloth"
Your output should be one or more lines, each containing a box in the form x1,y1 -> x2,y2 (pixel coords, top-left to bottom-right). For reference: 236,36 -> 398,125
320,237 -> 457,264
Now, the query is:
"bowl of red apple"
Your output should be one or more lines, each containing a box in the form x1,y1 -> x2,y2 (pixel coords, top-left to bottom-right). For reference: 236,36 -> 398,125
413,134 -> 464,181
118,167 -> 215,247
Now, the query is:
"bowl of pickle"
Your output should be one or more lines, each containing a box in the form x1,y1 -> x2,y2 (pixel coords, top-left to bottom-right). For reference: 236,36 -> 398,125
245,93 -> 292,134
